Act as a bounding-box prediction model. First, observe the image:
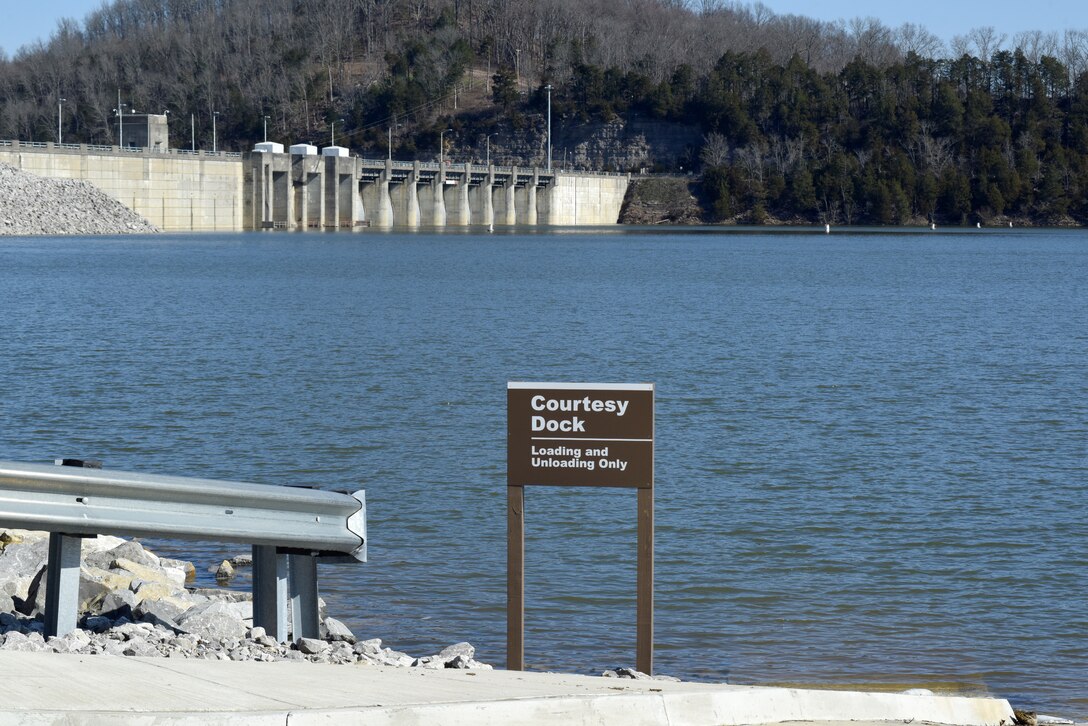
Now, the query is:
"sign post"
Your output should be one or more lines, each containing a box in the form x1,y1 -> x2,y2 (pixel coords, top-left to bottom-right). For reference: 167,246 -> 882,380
507,381 -> 655,674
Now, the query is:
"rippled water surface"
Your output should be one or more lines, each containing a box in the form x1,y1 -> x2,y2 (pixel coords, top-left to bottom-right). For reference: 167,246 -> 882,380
1,229 -> 1085,717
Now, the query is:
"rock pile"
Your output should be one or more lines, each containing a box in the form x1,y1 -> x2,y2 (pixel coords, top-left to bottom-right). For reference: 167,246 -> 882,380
618,176 -> 705,225
0,163 -> 160,236
602,667 -> 681,682
0,529 -> 490,669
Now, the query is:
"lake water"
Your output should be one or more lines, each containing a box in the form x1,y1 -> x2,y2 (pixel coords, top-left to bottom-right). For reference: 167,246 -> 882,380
0,228 -> 1085,718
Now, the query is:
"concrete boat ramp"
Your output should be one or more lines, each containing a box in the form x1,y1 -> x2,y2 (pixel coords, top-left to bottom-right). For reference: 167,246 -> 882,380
1,650 -> 1017,726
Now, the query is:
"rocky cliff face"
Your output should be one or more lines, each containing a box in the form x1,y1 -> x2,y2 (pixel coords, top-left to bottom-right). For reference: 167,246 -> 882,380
555,118 -> 702,171
480,116 -> 701,172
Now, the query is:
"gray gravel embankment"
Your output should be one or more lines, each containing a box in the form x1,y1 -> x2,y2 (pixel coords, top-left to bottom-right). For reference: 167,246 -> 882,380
0,163 -> 159,236
0,529 -> 491,669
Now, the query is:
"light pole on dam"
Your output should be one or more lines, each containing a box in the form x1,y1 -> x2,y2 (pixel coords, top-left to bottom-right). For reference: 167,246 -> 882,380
545,84 -> 552,171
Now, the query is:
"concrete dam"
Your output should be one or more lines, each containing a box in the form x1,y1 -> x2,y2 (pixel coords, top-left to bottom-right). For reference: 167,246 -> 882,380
0,140 -> 629,232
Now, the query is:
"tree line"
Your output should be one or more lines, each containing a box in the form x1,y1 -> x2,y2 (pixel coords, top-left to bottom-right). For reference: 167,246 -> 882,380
593,49 -> 1088,224
1,0 -> 1087,223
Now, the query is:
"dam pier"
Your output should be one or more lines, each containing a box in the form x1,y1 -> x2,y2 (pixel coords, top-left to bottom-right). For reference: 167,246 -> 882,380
0,139 -> 628,232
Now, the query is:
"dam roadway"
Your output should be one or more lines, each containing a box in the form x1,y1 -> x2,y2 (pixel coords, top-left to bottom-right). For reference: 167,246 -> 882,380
0,139 -> 629,232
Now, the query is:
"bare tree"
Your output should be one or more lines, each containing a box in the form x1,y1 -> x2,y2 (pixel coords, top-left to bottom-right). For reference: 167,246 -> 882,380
777,14 -> 829,66
700,132 -> 730,167
750,2 -> 775,30
848,16 -> 898,65
735,143 -> 766,193
1013,30 -> 1059,63
950,35 -> 971,58
966,26 -> 1007,60
1060,29 -> 1088,78
895,22 -> 945,58
912,122 -> 954,175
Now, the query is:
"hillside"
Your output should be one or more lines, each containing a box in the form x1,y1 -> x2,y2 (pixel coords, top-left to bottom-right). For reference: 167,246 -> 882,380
2,0 -> 1088,225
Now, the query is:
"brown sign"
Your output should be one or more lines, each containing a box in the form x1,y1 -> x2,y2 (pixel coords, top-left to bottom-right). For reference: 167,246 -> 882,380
506,381 -> 656,675
507,382 -> 654,488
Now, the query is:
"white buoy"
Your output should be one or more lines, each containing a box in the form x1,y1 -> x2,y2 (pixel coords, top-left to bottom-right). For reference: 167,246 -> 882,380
1009,221 -> 1013,227
931,223 -> 936,230
977,222 -> 981,228
488,222 -> 494,233
825,224 -> 830,234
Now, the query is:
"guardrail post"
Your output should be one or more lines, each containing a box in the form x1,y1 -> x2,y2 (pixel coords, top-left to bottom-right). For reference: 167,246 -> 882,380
288,553 -> 320,639
252,545 -> 289,641
44,533 -> 84,638
1,460 -> 365,645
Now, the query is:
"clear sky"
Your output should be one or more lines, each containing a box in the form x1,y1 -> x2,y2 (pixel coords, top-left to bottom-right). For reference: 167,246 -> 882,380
1,0 -> 1086,57
763,0 -> 1085,41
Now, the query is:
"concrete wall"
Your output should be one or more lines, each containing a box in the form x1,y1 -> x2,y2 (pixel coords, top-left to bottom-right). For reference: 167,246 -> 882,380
0,141 -> 627,231
248,155 -> 628,230
542,173 -> 630,225
0,142 -> 243,232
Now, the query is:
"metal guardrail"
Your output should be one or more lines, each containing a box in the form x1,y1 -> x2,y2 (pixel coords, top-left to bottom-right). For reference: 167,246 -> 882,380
0,140 -> 242,160
0,459 -> 366,641
0,139 -> 626,177
348,158 -> 628,178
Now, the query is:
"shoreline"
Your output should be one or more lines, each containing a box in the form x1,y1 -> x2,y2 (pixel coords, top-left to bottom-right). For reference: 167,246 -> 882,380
1,529 -> 1076,724
0,529 -> 489,669
4,220 -> 1088,238
618,177 -> 1088,228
